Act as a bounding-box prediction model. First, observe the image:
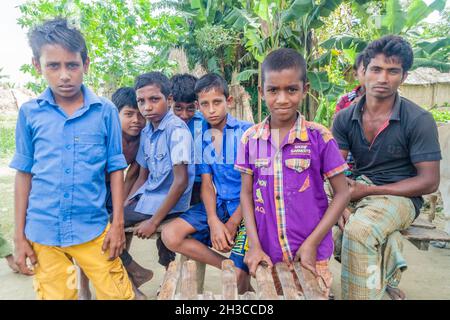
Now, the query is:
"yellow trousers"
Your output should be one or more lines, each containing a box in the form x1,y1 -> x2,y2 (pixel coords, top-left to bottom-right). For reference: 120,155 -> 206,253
31,225 -> 134,300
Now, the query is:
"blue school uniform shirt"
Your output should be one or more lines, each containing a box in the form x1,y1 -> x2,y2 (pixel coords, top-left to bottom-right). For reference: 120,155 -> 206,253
9,85 -> 127,247
132,110 -> 195,215
188,111 -> 205,183
197,114 -> 252,212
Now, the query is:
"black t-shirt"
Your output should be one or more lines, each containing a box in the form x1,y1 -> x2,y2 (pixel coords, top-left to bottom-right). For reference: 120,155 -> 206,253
332,93 -> 442,216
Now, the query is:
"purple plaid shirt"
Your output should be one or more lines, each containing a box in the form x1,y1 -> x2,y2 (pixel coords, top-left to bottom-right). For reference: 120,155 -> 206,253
235,114 -> 347,263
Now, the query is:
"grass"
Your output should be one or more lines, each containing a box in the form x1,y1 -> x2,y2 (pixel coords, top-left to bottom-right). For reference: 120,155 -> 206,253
0,114 -> 17,158
0,115 -> 16,242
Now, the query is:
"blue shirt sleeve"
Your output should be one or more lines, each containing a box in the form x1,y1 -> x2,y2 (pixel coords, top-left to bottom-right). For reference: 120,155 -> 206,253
105,105 -> 127,173
168,125 -> 193,166
9,105 -> 34,173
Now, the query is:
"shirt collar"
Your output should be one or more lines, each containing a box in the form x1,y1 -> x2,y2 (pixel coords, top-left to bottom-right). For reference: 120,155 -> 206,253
352,92 -> 401,122
253,112 -> 309,143
37,84 -> 102,109
145,109 -> 174,134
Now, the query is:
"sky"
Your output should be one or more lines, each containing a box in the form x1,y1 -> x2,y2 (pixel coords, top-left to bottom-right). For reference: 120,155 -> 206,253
0,0 -> 447,86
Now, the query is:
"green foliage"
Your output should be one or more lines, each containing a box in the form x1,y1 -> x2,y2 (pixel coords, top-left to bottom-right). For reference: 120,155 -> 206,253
431,108 -> 450,123
0,116 -> 17,157
18,0 -> 188,95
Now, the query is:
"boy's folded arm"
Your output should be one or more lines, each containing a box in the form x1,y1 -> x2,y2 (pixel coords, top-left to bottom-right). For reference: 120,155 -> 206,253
200,173 -> 219,223
240,173 -> 262,250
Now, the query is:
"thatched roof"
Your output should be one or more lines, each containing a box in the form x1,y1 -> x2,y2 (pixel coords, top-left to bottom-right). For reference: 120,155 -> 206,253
404,67 -> 450,85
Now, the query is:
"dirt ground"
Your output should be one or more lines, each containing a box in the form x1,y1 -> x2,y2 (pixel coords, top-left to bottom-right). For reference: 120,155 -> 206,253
1,163 -> 449,300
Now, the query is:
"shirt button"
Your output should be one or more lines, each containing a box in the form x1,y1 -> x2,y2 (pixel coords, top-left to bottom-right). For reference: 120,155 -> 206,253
64,193 -> 69,198
276,195 -> 281,200
65,169 -> 71,174
66,144 -> 71,150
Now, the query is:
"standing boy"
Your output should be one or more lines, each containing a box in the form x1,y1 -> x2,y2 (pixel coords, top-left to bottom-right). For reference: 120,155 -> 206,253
170,74 -> 204,205
162,73 -> 252,293
10,19 -> 133,300
123,72 -> 195,270
236,48 -> 350,297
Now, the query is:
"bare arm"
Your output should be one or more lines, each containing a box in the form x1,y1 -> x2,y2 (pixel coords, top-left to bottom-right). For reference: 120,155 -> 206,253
350,161 -> 440,201
135,164 -> 188,238
126,165 -> 149,204
295,173 -> 349,275
13,171 -> 36,275
102,170 -> 126,260
124,161 -> 140,200
201,173 -> 234,252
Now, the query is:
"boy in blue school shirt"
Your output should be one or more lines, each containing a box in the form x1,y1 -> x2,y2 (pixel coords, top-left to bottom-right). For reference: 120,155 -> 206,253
10,18 -> 133,300
170,73 -> 204,205
162,73 -> 252,293
124,72 -> 195,270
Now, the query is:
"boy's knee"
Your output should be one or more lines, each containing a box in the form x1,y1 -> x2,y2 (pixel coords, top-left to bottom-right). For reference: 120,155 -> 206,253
161,223 -> 183,251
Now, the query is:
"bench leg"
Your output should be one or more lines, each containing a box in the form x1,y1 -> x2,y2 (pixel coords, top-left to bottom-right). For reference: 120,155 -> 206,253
176,255 -> 206,294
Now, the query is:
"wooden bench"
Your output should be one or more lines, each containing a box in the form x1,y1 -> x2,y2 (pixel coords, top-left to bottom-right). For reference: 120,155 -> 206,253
158,259 -> 328,300
124,220 -> 207,293
401,217 -> 450,251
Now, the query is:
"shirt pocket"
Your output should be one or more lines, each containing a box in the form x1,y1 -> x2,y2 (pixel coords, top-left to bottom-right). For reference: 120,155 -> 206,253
152,151 -> 172,179
75,133 -> 106,164
284,157 -> 311,192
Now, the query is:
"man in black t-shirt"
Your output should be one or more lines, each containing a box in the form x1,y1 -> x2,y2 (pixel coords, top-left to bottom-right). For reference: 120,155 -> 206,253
332,36 -> 441,300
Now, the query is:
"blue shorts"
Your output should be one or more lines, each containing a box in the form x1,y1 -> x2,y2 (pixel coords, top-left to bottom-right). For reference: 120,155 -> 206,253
180,201 -> 248,272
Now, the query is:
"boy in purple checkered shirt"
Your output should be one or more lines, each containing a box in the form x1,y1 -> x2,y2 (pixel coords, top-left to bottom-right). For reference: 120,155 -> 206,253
236,49 -> 350,293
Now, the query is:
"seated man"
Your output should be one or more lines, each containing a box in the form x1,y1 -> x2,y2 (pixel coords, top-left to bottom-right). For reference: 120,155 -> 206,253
332,35 -> 441,300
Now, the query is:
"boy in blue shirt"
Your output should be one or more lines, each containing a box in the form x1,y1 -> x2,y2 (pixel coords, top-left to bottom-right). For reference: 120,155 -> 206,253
123,72 -> 195,272
170,73 -> 204,205
162,73 -> 252,293
10,19 -> 133,300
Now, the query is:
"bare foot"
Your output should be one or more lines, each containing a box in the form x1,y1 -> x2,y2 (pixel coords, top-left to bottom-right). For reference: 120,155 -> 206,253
132,282 -> 147,300
126,260 -> 153,288
386,286 -> 406,300
5,255 -> 20,273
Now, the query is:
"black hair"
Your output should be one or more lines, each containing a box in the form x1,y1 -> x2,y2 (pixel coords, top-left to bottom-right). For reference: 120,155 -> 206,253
261,48 -> 307,85
194,73 -> 229,99
134,72 -> 171,98
111,87 -> 138,112
362,35 -> 413,73
170,73 -> 198,103
28,18 -> 88,64
353,53 -> 364,70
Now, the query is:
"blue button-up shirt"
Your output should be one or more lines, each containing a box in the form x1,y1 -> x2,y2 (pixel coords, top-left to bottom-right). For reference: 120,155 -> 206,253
9,85 -> 127,247
133,110 -> 195,215
197,114 -> 252,212
188,111 -> 204,183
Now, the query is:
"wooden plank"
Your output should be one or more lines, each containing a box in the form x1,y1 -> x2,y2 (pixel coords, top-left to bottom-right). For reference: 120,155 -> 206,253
293,262 -> 327,300
157,261 -> 179,300
179,260 -> 197,300
196,261 -> 206,294
411,217 -> 436,229
401,226 -> 450,242
240,291 -> 257,300
255,264 -> 278,300
274,262 -> 302,300
221,259 -> 238,300
409,239 -> 430,251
